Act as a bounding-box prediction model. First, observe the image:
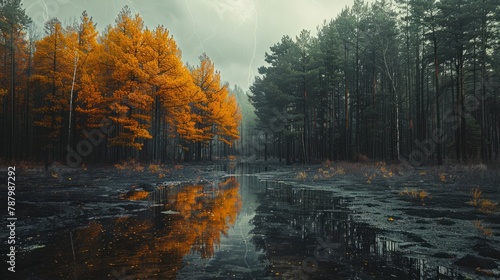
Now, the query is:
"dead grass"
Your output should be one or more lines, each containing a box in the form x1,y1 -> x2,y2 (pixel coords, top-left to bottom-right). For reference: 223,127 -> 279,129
399,188 -> 429,202
296,171 -> 307,180
16,160 -> 41,170
115,159 -> 171,178
427,164 -> 489,184
0,159 -> 56,171
314,160 -> 405,183
364,172 -> 377,184
315,165 -> 347,179
474,220 -> 493,238
469,188 -> 498,214
479,199 -> 498,214
439,173 -> 447,182
174,164 -> 183,170
470,188 -> 483,207
318,160 -> 404,180
148,164 -> 161,173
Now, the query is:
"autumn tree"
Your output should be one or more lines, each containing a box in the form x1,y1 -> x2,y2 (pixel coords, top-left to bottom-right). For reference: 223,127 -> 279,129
101,7 -> 153,159
141,25 -> 203,162
191,53 -> 241,160
71,11 -> 101,132
32,18 -> 76,161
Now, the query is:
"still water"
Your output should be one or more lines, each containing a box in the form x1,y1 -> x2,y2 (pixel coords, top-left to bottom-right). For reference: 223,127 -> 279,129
18,164 -> 462,279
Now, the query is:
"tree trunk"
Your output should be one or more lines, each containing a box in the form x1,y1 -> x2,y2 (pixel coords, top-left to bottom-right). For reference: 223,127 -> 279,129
433,36 -> 442,165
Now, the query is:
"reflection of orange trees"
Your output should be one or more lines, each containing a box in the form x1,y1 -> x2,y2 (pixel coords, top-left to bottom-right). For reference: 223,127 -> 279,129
121,190 -> 149,200
195,178 -> 242,258
64,178 -> 241,278
169,177 -> 242,258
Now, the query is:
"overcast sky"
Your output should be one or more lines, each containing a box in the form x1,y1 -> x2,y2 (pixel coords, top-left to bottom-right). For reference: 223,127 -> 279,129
24,0 -> 371,92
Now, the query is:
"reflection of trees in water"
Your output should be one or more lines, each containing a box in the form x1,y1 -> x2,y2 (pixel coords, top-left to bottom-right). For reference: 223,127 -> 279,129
40,178 -> 242,279
251,181 -> 437,279
237,173 -> 264,216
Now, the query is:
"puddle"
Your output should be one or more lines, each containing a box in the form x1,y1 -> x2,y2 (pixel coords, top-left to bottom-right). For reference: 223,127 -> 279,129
13,164 -> 481,279
249,180 -> 468,279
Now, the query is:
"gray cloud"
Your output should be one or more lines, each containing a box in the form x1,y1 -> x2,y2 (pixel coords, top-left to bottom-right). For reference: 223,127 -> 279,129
23,0 -> 370,91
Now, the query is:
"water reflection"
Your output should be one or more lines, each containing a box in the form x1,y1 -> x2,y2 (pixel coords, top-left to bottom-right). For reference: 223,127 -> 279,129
19,177 -> 242,279
250,180 -> 462,280
16,164 -> 465,279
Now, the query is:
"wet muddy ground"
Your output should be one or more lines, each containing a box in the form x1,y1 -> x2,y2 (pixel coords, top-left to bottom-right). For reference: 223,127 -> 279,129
1,161 -> 499,279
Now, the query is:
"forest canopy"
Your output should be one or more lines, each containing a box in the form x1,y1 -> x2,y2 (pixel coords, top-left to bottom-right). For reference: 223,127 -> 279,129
249,0 -> 500,166
0,3 -> 242,164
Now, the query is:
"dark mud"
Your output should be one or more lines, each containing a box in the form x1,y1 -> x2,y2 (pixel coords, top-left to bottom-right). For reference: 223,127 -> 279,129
0,161 -> 499,279
255,162 -> 500,279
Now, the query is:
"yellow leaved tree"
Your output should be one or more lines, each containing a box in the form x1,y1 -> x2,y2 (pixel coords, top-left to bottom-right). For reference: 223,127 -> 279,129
32,18 -> 75,152
101,6 -> 152,152
191,53 -> 241,160
141,24 -> 204,161
74,11 -> 107,131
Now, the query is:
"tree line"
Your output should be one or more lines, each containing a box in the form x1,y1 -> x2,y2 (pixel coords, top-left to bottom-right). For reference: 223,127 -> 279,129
0,2 -> 241,165
249,0 -> 500,165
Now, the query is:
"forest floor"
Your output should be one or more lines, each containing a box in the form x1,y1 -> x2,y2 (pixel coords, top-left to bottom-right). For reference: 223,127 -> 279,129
256,160 -> 500,278
1,159 -> 500,278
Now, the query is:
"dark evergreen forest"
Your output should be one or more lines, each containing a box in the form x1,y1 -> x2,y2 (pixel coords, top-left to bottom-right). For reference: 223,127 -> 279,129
249,0 -> 500,166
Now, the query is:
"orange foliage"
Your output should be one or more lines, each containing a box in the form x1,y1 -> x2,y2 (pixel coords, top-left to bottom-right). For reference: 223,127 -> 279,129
30,7 -> 240,158
101,7 -> 153,150
191,54 -> 241,146
32,18 -> 75,138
